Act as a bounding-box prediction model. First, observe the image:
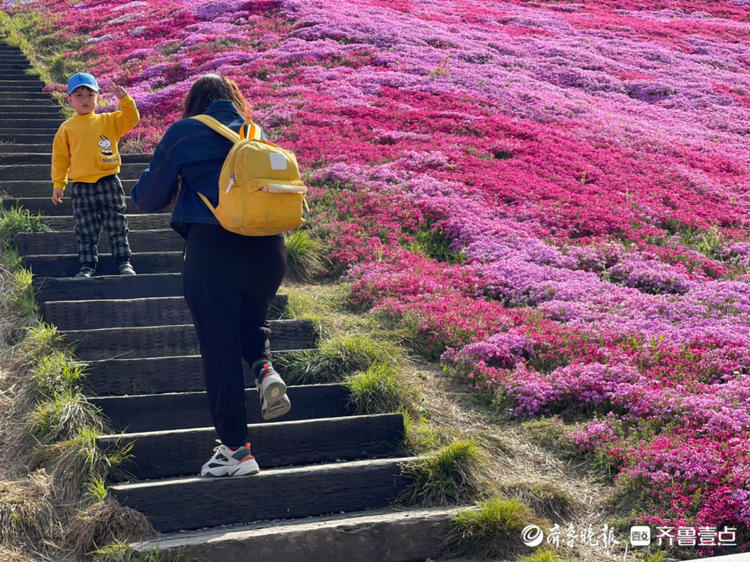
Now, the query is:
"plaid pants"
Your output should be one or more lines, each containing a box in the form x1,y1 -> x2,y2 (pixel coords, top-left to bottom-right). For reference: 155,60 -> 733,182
70,175 -> 131,267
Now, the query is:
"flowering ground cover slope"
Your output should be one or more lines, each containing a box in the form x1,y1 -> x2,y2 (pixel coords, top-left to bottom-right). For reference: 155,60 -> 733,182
4,0 -> 749,551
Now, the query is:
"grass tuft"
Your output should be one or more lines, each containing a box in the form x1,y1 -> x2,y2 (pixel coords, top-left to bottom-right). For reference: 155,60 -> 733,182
502,481 -> 580,520
521,416 -> 579,457
66,497 -> 155,558
346,362 -> 417,416
28,391 -> 102,446
0,265 -> 38,345
24,351 -> 85,405
285,229 -> 325,281
275,334 -> 397,384
17,323 -> 65,366
86,476 -> 108,503
446,497 -> 536,558
0,471 -> 56,546
0,204 -> 51,251
403,410 -> 442,454
398,439 -> 489,506
31,427 -> 113,503
9,268 -> 37,320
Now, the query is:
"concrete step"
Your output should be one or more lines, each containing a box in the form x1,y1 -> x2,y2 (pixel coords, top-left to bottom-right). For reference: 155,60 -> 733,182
15,229 -> 183,256
0,118 -> 60,129
109,457 -> 415,533
1,179 -> 138,198
0,107 -> 62,117
23,251 -> 182,277
42,212 -> 169,232
0,102 -> 60,110
91,383 -> 350,433
0,79 -> 45,88
0,153 -> 54,165
60,319 -> 316,360
0,56 -> 29,64
0,162 -> 147,180
0,80 -> 46,90
0,62 -> 35,70
131,507 -> 463,562
100,413 -> 405,480
0,152 -> 149,165
43,294 -> 288,330
0,73 -> 43,82
0,92 -> 51,101
0,132 -> 55,143
34,271 -> 181,303
0,143 -> 57,153
81,350 -> 294,396
2,127 -> 59,136
4,196 -> 144,216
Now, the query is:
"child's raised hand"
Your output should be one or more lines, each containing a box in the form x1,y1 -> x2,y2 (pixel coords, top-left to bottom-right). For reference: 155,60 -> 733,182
51,188 -> 63,205
111,83 -> 127,99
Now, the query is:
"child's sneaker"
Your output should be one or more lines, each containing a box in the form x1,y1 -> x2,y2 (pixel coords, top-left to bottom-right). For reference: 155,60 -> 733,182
200,442 -> 260,477
74,265 -> 95,278
118,261 -> 136,275
254,360 -> 291,420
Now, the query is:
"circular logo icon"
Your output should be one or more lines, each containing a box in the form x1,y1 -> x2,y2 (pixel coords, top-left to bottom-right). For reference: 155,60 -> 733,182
521,524 -> 544,547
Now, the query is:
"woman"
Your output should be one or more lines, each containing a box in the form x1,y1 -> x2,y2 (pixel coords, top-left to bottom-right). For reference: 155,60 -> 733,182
131,75 -> 290,477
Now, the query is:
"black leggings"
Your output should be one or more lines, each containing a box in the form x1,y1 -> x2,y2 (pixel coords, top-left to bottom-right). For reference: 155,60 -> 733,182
183,223 -> 286,448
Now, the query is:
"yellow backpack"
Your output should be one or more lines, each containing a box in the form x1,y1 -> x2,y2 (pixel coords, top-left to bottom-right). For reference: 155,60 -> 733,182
191,114 -> 307,236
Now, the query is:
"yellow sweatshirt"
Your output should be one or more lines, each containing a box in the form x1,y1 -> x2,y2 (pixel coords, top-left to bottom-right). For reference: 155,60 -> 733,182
51,95 -> 140,190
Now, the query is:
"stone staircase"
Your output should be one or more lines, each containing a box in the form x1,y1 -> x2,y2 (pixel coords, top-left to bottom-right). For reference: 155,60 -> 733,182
0,43 -> 463,560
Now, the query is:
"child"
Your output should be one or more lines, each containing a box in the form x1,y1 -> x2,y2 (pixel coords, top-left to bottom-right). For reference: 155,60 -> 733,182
51,72 -> 140,278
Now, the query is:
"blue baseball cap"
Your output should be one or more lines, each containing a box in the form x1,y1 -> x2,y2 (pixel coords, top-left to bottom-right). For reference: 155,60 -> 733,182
67,73 -> 99,95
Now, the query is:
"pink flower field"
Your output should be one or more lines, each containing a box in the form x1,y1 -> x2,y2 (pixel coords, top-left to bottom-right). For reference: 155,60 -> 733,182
5,0 -> 749,552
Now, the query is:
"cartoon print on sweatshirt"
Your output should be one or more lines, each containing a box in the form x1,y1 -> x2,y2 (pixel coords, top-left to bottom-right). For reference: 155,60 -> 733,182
98,135 -> 114,156
97,135 -> 119,169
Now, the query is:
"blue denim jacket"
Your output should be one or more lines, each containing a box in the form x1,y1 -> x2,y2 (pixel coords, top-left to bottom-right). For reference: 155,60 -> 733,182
131,100 -> 258,238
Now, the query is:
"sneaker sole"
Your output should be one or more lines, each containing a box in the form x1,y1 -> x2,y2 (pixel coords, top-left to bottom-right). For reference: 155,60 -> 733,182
229,458 -> 260,477
260,380 -> 291,420
201,461 -> 261,478
262,393 -> 291,420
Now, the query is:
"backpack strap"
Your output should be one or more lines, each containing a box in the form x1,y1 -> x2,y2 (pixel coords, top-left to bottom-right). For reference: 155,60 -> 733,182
191,114 -> 240,141
191,114 -> 262,142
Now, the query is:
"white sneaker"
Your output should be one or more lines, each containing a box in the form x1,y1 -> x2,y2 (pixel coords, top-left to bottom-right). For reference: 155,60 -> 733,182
200,442 -> 260,477
256,361 -> 291,420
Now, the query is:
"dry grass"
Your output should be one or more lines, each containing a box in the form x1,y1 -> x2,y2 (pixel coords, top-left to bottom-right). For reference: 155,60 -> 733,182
66,497 -> 155,558
0,470 -> 56,545
0,546 -> 41,562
